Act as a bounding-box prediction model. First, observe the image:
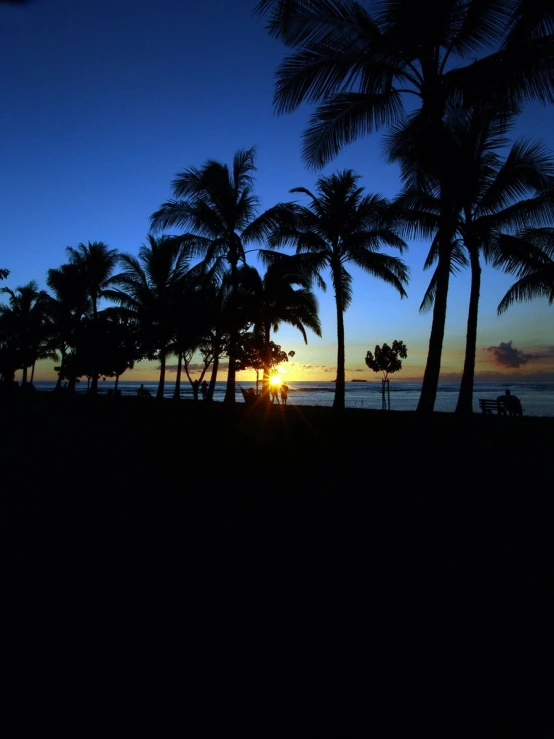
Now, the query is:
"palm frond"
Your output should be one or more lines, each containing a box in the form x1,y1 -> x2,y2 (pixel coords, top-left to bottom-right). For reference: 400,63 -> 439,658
498,266 -> 554,314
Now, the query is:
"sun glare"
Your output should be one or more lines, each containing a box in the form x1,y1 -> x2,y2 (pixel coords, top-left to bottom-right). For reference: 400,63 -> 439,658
270,374 -> 282,387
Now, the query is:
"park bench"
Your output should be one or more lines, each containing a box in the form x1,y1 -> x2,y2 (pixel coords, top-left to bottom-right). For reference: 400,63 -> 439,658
478,398 -> 506,415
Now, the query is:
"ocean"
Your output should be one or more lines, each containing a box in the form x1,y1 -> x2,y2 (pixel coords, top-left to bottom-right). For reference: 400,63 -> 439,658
32,379 -> 554,417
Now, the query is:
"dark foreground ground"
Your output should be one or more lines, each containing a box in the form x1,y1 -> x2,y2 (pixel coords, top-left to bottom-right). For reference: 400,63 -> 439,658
1,393 -> 553,736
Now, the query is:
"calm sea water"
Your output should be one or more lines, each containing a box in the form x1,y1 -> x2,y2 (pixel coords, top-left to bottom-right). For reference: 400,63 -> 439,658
33,379 -> 554,417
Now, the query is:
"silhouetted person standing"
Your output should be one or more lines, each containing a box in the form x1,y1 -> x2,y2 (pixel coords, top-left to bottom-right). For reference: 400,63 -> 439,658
201,380 -> 208,401
193,379 -> 200,401
280,382 -> 288,405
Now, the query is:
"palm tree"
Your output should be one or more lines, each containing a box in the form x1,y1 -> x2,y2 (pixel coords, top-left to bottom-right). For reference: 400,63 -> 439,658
391,103 -> 554,414
65,242 -> 118,320
45,262 -> 91,390
106,235 -> 191,401
198,266 -> 234,403
65,241 -> 118,395
0,280 -> 49,384
496,227 -> 554,314
236,252 -> 322,396
150,146 -> 298,404
255,0 -> 554,411
269,169 -> 408,410
167,266 -> 216,401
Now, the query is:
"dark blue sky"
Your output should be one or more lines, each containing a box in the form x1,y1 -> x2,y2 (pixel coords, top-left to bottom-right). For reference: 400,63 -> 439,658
1,0 -> 553,381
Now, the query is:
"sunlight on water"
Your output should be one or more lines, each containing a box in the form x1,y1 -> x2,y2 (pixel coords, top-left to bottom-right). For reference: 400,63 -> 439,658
32,380 -> 554,417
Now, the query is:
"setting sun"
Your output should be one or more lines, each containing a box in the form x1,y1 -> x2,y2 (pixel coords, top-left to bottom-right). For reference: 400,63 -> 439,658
270,374 -> 282,387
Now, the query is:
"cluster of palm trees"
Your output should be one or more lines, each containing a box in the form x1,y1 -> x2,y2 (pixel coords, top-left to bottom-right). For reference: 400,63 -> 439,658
2,1 -> 554,413
0,146 -> 413,408
255,0 -> 554,412
0,226 -> 320,403
1,136 -> 553,410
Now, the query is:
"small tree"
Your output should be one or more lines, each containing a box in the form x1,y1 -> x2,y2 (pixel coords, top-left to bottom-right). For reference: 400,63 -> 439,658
237,332 -> 294,396
365,340 -> 408,411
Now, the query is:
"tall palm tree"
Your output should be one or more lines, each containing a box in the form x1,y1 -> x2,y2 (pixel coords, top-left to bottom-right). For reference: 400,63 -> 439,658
255,0 -> 554,411
496,227 -> 554,314
391,103 -> 554,413
198,266 -> 234,403
269,169 -> 408,410
65,241 -> 118,394
45,262 -> 91,390
0,280 -> 48,384
106,235 -> 191,401
167,264 -> 217,401
65,242 -> 118,320
236,252 -> 322,396
150,146 -> 298,404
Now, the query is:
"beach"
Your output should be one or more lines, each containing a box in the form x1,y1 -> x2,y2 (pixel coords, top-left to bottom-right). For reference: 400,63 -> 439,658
2,393 -> 553,736
33,379 -> 554,416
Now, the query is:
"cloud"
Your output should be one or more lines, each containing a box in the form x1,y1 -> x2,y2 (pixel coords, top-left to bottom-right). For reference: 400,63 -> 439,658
485,341 -> 541,368
534,345 -> 554,359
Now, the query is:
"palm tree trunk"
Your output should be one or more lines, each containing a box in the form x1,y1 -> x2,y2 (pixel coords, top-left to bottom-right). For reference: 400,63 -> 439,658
207,331 -> 222,403
456,248 -> 481,415
22,365 -> 28,384
30,360 -> 36,384
417,240 -> 451,413
224,262 -> 239,404
173,352 -> 183,401
333,280 -> 346,411
262,322 -> 272,402
55,348 -> 66,390
157,351 -> 166,401
90,300 -> 99,396
115,374 -> 119,392
208,354 -> 219,402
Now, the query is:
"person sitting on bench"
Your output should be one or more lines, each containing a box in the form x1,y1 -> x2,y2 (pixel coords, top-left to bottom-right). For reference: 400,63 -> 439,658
502,389 -> 522,416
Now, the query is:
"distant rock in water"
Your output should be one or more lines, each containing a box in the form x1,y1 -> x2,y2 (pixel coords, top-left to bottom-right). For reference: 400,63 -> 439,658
351,379 -> 367,382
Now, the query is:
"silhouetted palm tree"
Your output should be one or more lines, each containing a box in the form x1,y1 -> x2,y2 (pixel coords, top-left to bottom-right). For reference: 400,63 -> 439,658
106,235 -> 190,401
167,263 -> 217,401
199,266 -> 234,402
65,242 -> 118,320
64,241 -> 118,394
496,227 -> 554,314
255,0 -> 554,411
391,103 -> 554,413
150,146 -> 298,404
45,262 -> 91,390
269,169 -> 408,410
0,280 -> 48,384
236,252 -> 322,396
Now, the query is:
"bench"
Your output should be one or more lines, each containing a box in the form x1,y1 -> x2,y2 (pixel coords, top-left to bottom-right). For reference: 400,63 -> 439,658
478,398 -> 506,415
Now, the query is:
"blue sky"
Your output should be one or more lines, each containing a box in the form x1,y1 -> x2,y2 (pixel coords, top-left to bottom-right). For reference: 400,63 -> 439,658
1,0 -> 553,383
